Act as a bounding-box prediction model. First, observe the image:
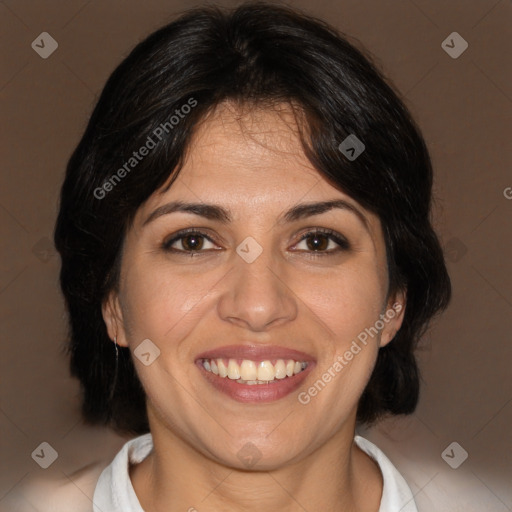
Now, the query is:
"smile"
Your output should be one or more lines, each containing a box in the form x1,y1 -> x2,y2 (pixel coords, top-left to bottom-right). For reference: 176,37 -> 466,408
200,358 -> 308,384
195,345 -> 315,403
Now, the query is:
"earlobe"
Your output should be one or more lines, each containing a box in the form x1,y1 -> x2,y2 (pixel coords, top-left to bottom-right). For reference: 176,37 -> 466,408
379,290 -> 406,348
102,292 -> 129,347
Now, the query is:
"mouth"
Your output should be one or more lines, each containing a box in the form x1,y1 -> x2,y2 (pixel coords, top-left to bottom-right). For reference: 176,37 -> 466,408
195,345 -> 316,403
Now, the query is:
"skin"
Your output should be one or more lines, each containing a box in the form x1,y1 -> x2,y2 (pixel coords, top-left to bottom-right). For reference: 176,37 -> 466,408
103,101 -> 406,512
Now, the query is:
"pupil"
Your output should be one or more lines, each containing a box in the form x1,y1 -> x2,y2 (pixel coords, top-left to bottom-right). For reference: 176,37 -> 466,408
184,235 -> 202,250
307,234 -> 328,251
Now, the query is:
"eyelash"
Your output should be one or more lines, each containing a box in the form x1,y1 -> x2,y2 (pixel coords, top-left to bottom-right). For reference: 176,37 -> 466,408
162,227 -> 350,257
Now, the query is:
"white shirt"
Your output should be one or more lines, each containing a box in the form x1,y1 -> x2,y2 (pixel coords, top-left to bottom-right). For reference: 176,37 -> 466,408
92,433 -> 418,512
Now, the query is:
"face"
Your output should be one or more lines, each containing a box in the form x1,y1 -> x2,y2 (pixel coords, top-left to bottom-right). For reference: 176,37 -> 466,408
103,102 -> 405,470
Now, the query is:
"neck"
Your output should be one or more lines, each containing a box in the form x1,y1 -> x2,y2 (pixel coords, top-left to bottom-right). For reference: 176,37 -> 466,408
130,410 -> 382,512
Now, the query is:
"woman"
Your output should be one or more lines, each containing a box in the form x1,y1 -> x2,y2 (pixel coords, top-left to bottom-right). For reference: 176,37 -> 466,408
52,3 -> 451,511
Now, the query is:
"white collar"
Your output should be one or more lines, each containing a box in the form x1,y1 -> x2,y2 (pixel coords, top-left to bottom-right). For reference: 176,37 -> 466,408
93,433 -> 417,512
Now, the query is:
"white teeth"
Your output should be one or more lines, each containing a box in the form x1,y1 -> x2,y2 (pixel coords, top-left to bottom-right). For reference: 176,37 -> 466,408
240,359 -> 257,380
257,360 -> 275,381
202,357 -> 308,382
217,359 -> 228,378
236,379 -> 270,385
274,359 -> 287,379
227,359 -> 241,379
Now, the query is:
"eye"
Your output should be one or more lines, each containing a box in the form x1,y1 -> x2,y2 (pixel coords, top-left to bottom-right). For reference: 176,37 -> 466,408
162,229 -> 219,254
292,229 -> 350,255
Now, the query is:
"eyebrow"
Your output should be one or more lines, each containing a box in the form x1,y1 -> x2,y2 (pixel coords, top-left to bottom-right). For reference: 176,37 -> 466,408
142,199 -> 370,232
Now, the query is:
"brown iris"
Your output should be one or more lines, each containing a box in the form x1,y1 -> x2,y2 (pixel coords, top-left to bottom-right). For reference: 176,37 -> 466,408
305,233 -> 329,251
181,234 -> 204,251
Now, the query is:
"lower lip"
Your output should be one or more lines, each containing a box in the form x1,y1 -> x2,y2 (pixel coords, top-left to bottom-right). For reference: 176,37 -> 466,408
195,361 -> 315,403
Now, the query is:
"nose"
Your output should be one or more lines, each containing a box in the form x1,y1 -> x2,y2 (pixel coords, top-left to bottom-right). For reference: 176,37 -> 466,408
216,245 -> 298,332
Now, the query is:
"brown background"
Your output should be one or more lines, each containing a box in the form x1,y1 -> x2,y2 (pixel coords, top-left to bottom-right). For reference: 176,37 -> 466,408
1,1 -> 511,511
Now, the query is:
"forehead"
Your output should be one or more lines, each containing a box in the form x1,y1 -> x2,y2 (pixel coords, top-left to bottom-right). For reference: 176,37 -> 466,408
140,102 -> 329,214
182,101 -> 319,185
136,101 -> 379,236
194,101 -> 306,151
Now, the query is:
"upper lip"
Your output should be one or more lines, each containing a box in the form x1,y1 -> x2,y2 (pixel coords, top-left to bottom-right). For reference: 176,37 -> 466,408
195,344 -> 316,363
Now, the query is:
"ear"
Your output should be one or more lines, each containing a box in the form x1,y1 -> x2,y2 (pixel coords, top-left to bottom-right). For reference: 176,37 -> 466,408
102,291 -> 129,348
379,289 -> 406,348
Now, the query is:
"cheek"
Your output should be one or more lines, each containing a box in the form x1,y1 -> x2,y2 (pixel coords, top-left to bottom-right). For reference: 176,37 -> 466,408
119,265 -> 209,404
296,269 -> 384,419
298,263 -> 385,347
120,260 -> 220,346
